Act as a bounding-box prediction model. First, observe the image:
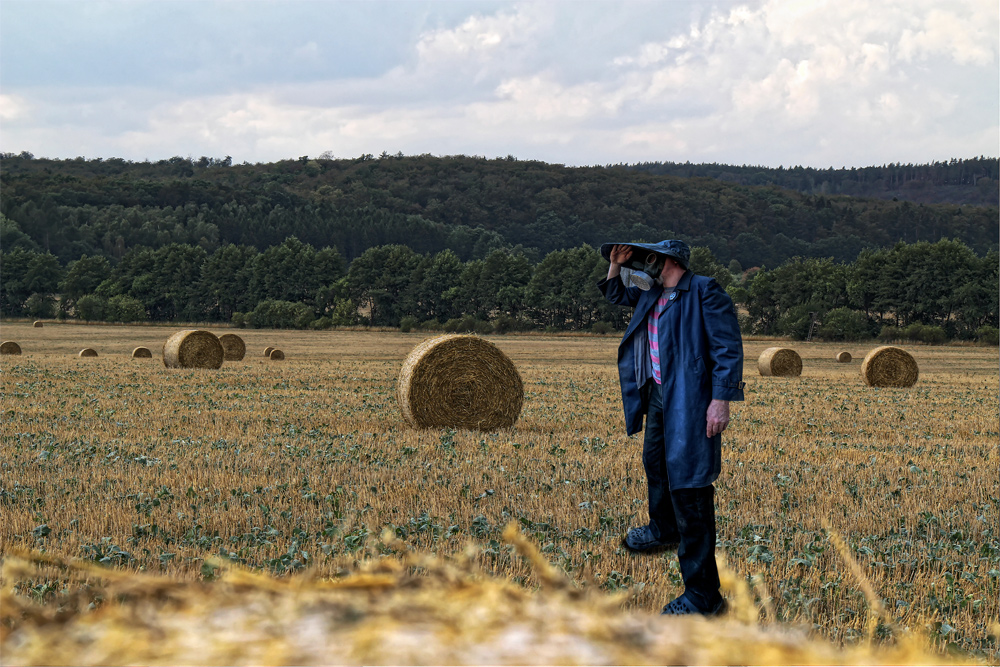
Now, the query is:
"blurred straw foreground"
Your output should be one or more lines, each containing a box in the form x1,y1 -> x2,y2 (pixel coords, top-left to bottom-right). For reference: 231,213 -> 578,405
1,525 -> 971,667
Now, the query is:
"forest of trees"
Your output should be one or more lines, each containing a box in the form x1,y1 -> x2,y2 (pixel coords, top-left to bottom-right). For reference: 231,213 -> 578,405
625,157 -> 1000,206
1,235 -> 996,344
1,153 -> 997,343
1,153 -> 997,270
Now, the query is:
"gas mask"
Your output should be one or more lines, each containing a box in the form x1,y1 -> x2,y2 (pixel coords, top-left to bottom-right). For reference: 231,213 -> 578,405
619,252 -> 666,291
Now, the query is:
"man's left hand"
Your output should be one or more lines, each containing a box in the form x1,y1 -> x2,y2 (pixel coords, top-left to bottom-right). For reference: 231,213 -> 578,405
706,399 -> 730,438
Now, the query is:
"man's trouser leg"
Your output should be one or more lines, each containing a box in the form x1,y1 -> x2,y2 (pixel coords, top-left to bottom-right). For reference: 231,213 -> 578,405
641,380 -> 679,543
642,379 -> 723,612
672,485 -> 723,611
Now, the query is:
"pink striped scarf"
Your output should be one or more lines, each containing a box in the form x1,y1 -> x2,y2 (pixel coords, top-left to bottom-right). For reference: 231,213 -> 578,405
647,290 -> 672,384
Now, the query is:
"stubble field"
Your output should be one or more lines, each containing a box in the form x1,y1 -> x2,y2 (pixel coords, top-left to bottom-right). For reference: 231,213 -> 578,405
1,322 -> 997,662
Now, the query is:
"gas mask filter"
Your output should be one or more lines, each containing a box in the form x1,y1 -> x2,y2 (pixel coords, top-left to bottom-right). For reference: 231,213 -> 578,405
619,252 -> 666,291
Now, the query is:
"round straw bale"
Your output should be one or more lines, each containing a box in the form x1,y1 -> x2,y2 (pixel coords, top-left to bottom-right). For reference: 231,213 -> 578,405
218,333 -> 246,361
162,330 -> 224,369
835,351 -> 852,363
758,347 -> 802,377
263,346 -> 275,357
33,321 -> 43,328
398,334 -> 524,431
0,341 -> 22,355
861,346 -> 919,388
132,346 -> 152,359
78,348 -> 98,357
268,349 -> 285,361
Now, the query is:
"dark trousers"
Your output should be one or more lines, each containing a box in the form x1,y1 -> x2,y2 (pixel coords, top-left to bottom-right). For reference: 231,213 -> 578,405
642,379 -> 723,612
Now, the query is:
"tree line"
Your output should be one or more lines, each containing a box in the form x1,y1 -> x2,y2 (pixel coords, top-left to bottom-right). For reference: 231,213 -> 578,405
2,236 -> 995,344
625,157 -> 999,205
2,153 -> 996,273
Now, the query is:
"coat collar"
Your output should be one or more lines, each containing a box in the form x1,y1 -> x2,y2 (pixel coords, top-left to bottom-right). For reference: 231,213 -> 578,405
663,270 -> 693,293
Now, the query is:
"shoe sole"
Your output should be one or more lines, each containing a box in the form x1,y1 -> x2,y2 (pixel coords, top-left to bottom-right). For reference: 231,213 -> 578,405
660,600 -> 728,617
620,538 -> 679,554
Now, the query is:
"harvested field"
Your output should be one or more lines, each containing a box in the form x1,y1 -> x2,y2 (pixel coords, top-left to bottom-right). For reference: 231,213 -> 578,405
1,323 -> 997,663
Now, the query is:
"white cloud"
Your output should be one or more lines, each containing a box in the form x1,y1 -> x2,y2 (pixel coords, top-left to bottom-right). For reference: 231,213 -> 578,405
594,0 -> 998,164
898,7 -> 996,65
415,5 -> 543,62
0,94 -> 30,122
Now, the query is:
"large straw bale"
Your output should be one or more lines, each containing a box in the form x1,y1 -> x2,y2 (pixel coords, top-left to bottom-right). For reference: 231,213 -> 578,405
861,346 -> 919,388
758,347 -> 802,377
132,346 -> 152,359
398,334 -> 524,431
0,341 -> 22,355
263,346 -> 275,357
269,349 -> 285,361
835,352 -> 852,363
32,321 -> 43,328
218,333 -> 246,361
162,330 -> 224,369
78,348 -> 98,358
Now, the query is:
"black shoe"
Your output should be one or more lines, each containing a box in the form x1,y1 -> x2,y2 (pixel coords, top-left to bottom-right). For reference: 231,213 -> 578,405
660,593 -> 728,617
621,525 -> 679,553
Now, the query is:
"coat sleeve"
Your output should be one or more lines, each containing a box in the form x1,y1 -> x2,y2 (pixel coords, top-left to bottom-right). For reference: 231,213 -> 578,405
701,279 -> 746,402
597,276 -> 642,308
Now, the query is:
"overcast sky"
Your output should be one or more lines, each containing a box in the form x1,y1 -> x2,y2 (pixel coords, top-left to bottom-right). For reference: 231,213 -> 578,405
1,0 -> 996,168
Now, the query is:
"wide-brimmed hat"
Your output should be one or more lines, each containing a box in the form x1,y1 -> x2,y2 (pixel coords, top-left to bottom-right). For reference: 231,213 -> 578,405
599,240 -> 691,270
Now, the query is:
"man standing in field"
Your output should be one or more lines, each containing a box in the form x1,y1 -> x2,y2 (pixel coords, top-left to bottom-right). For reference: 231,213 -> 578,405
598,239 -> 745,617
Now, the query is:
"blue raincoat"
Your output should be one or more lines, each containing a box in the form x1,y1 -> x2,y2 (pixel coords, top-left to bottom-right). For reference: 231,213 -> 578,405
598,270 -> 745,489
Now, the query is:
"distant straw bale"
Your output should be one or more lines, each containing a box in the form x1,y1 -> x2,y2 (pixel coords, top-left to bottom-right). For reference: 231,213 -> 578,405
33,321 -> 43,328
269,349 -> 285,361
0,341 -> 22,355
218,334 -> 246,361
758,347 -> 802,377
78,348 -> 98,358
836,352 -> 852,363
162,330 -> 224,369
263,346 -> 275,357
861,346 -> 919,388
398,334 -> 524,431
132,347 -> 152,359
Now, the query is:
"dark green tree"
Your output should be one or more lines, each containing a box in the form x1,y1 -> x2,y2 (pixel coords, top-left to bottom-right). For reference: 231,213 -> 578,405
406,248 -> 464,322
60,255 -> 112,314
0,249 -> 63,316
199,244 -> 258,320
250,237 -> 344,304
456,249 -> 533,321
689,246 -> 732,289
347,244 -> 422,326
